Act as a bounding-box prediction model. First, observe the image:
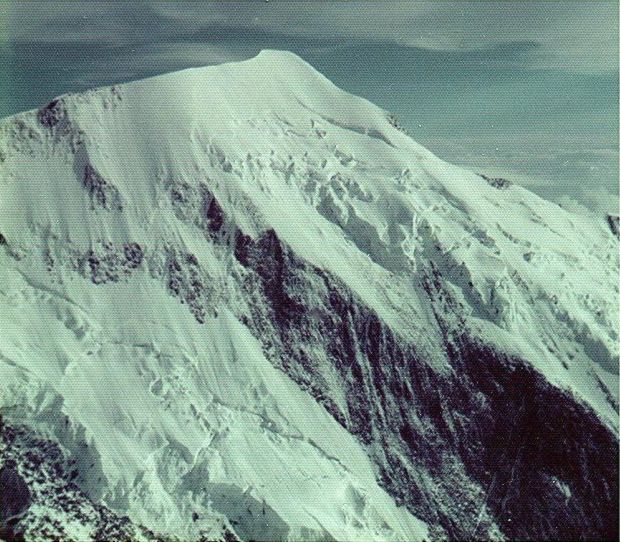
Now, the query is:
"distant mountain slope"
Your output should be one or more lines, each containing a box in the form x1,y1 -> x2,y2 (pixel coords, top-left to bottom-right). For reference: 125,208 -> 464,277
0,50 -> 617,541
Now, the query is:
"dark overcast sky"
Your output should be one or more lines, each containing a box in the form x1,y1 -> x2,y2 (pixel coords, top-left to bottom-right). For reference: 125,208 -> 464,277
1,1 -> 617,214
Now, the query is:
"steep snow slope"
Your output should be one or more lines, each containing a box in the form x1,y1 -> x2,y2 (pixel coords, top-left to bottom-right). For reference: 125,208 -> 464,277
0,50 -> 617,541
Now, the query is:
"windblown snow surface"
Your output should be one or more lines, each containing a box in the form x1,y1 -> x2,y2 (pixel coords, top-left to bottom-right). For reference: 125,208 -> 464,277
0,50 -> 617,541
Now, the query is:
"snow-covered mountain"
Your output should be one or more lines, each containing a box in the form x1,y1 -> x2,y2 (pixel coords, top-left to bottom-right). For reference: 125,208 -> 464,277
0,50 -> 617,541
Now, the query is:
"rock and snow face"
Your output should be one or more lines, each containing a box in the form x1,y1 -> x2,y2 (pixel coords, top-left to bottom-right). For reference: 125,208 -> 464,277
0,50 -> 617,541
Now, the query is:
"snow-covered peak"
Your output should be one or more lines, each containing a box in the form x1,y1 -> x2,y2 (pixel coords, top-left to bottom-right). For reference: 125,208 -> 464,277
0,50 -> 617,541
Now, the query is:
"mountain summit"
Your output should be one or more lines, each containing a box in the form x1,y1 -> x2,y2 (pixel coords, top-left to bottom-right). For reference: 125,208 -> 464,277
0,50 -> 617,541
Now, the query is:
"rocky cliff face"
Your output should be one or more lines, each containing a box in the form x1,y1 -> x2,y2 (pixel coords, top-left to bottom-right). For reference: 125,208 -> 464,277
222,207 -> 618,541
0,51 -> 617,541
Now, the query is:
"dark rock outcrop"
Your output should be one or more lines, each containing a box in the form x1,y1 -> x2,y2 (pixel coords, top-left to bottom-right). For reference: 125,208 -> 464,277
479,173 -> 512,189
83,164 -> 123,211
79,242 -> 144,284
0,465 -> 31,541
38,99 -> 65,129
607,214 -> 619,238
